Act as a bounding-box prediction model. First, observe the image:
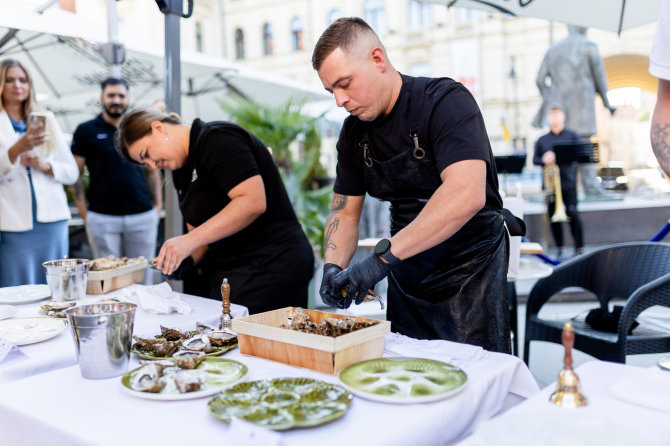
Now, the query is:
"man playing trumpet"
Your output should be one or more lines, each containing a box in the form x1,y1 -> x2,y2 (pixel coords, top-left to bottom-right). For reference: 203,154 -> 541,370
534,104 -> 585,261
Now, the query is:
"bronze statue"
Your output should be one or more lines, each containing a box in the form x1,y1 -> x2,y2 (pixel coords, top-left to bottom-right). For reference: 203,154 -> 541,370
533,26 -> 616,196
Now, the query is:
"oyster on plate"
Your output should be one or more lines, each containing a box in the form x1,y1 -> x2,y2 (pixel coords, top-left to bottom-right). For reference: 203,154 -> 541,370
174,370 -> 206,393
130,363 -> 165,393
160,326 -> 185,341
208,330 -> 237,347
41,301 -> 76,312
172,350 -> 206,369
181,333 -> 212,353
133,336 -> 181,357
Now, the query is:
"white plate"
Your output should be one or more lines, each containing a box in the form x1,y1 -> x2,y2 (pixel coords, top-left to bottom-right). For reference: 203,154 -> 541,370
0,305 -> 18,320
0,285 -> 51,304
120,357 -> 248,401
0,317 -> 67,345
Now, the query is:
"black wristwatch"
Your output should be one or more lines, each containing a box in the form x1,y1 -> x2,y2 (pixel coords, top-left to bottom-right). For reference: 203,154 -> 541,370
374,238 -> 402,266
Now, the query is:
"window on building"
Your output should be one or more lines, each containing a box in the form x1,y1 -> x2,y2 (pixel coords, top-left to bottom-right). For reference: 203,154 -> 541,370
364,0 -> 386,36
235,28 -> 245,59
291,17 -> 304,51
408,0 -> 432,30
263,23 -> 274,55
328,9 -> 343,25
195,22 -> 204,52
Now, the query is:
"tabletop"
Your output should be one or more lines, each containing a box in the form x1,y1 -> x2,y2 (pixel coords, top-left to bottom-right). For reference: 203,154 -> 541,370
0,287 -> 248,384
459,361 -> 670,446
0,332 -> 539,446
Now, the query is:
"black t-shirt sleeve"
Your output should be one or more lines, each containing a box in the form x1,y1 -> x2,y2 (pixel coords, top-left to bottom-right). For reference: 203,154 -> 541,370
70,124 -> 87,157
333,119 -> 366,196
198,128 -> 260,195
428,86 -> 491,173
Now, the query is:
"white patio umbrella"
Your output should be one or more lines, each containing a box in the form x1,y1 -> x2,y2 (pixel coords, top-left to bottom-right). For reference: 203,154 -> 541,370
428,0 -> 661,33
0,2 -> 329,133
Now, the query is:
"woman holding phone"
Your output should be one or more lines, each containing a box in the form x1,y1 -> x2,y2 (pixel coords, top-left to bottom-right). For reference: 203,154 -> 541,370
0,58 -> 79,286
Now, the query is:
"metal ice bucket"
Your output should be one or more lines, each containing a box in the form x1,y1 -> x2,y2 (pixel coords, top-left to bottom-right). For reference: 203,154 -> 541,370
65,303 -> 137,379
43,258 -> 89,301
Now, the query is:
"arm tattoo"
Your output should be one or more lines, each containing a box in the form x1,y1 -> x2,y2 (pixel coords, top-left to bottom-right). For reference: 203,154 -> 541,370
72,179 -> 85,201
324,216 -> 339,252
651,123 -> 670,176
330,194 -> 347,211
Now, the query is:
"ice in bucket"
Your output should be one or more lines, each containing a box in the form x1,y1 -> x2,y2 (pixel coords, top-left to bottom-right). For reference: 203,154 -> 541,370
65,303 -> 137,379
43,258 -> 89,301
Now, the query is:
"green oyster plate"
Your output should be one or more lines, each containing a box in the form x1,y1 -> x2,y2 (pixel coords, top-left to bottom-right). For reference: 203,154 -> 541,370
131,329 -> 238,360
121,357 -> 247,400
208,377 -> 353,430
131,341 -> 237,360
337,357 -> 468,404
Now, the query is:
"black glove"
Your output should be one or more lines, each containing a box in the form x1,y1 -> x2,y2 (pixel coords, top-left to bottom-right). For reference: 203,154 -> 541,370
164,256 -> 195,281
333,253 -> 394,306
319,263 -> 345,309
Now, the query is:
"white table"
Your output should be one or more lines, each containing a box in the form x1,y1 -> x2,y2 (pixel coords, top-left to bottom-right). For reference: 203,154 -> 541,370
459,361 -> 670,446
0,334 -> 539,446
0,290 -> 248,384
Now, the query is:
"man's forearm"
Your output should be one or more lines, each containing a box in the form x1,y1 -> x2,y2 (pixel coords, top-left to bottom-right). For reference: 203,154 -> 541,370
323,194 -> 361,268
651,79 -> 670,178
70,179 -> 87,220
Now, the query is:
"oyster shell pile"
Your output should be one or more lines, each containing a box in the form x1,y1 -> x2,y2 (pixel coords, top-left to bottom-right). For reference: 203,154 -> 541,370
131,323 -> 237,359
89,255 -> 145,271
281,308 -> 379,337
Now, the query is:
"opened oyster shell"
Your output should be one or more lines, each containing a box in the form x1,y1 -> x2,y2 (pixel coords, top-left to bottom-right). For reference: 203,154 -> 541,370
174,370 -> 206,393
41,301 -> 76,312
130,363 -> 165,393
172,350 -> 206,369
181,333 -> 212,353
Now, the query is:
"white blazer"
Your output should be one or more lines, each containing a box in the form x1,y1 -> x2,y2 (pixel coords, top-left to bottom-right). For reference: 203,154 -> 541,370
0,110 -> 79,232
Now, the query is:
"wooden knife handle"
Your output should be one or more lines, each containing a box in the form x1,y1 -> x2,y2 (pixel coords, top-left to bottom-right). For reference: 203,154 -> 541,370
221,278 -> 231,314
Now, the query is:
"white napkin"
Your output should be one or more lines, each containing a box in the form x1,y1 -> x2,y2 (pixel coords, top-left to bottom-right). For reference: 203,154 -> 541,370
104,282 -> 191,315
610,367 -> 670,414
383,332 -> 488,364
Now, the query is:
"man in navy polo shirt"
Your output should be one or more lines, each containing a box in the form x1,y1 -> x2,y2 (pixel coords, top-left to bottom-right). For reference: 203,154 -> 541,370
70,78 -> 162,265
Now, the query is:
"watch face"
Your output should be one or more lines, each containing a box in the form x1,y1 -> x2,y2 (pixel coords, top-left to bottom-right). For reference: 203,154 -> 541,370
374,239 -> 391,256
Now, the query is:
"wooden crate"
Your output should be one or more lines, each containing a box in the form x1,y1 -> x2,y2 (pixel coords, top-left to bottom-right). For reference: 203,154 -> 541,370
86,260 -> 148,294
231,307 -> 390,375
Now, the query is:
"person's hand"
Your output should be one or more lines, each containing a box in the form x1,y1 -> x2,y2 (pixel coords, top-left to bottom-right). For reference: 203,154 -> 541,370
163,256 -> 194,280
542,151 -> 556,165
319,263 -> 344,308
155,234 -> 195,275
333,253 -> 395,306
18,150 -> 40,168
19,125 -> 48,152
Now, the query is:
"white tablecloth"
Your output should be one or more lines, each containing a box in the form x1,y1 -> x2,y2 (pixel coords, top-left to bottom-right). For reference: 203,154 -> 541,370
0,291 -> 248,384
459,361 -> 670,446
0,333 -> 539,446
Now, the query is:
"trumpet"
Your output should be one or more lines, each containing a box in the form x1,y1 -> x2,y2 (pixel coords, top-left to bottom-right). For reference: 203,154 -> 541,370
543,163 -> 569,223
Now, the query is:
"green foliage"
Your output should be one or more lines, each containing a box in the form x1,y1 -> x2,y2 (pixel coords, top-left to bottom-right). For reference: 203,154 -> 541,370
220,97 -> 332,257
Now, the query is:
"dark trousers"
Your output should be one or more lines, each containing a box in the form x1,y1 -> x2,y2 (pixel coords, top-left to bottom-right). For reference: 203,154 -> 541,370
547,187 -> 583,249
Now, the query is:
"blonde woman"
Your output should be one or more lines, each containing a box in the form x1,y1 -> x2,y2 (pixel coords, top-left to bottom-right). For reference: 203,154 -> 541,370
0,58 -> 79,286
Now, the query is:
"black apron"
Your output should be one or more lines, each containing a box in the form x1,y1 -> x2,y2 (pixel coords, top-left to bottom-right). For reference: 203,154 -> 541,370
360,77 -> 510,353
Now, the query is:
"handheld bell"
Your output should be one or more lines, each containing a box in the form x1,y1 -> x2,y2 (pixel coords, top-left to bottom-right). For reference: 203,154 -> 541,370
550,322 -> 588,408
219,278 -> 234,334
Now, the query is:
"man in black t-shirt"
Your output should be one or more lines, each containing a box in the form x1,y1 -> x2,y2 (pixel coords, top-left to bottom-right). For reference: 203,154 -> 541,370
312,18 -> 510,353
70,78 -> 162,263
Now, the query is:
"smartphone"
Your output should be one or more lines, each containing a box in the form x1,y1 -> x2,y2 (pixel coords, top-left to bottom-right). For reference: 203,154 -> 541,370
29,112 -> 47,129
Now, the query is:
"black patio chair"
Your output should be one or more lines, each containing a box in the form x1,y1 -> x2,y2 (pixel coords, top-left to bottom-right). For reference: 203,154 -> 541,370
524,242 -> 670,364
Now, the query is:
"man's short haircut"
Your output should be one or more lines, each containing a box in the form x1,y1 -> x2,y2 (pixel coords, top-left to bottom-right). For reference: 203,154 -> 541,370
100,77 -> 129,91
312,17 -> 375,71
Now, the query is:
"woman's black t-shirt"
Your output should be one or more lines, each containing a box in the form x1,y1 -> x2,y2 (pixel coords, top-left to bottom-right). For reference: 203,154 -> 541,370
333,75 -> 502,211
173,119 -> 306,271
